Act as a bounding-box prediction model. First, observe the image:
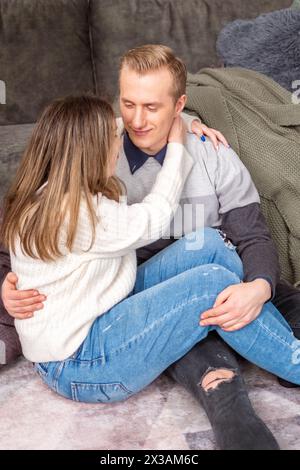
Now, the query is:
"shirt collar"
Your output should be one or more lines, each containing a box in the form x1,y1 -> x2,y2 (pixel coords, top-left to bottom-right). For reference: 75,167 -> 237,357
123,132 -> 167,174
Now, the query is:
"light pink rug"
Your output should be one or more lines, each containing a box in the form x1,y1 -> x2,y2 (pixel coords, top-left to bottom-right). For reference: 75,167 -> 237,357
0,357 -> 300,450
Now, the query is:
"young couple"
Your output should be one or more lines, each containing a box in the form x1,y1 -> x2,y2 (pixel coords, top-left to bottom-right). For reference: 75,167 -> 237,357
1,45 -> 300,451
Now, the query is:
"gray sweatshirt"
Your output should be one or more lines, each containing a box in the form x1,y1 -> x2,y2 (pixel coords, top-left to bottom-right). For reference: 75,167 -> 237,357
116,132 -> 280,298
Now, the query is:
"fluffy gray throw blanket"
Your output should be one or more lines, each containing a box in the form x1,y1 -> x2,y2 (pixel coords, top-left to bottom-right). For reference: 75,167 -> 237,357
216,8 -> 300,92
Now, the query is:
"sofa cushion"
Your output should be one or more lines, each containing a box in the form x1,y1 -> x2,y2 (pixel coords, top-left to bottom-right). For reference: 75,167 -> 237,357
0,123 -> 34,202
216,8 -> 300,92
90,0 -> 293,100
0,323 -> 22,365
0,0 -> 94,125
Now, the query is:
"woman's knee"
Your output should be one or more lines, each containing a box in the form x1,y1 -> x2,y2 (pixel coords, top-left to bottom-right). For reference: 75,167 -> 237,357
188,263 -> 241,295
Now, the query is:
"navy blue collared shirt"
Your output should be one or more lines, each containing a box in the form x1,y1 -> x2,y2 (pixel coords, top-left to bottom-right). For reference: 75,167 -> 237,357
124,131 -> 167,174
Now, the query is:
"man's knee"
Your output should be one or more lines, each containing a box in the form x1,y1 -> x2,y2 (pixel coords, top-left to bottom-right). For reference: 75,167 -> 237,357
200,368 -> 236,392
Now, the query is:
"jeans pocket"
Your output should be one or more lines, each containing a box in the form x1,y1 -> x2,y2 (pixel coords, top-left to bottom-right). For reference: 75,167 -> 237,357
70,381 -> 133,403
34,362 -> 50,377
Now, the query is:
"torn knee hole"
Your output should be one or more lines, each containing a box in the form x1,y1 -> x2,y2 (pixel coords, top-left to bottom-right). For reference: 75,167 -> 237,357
200,369 -> 236,392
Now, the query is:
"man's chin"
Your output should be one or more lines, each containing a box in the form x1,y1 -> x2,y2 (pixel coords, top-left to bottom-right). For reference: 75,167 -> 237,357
129,133 -> 153,149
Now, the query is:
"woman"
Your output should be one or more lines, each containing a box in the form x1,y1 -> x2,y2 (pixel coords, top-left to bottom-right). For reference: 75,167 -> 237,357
1,95 -> 300,404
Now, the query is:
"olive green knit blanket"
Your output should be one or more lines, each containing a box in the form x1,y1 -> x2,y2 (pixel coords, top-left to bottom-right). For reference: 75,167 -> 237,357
292,0 -> 300,9
185,67 -> 300,285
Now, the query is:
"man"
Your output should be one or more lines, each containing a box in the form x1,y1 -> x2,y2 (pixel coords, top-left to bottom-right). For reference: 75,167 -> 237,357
2,45 -> 300,450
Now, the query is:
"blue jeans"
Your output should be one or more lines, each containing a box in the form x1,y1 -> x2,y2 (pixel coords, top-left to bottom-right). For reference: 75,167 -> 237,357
35,228 -> 300,403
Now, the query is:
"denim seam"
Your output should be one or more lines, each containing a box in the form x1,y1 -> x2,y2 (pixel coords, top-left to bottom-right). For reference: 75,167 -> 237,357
52,361 -> 65,393
106,294 -> 216,358
71,381 -> 133,402
66,355 -> 105,365
256,316 -> 298,351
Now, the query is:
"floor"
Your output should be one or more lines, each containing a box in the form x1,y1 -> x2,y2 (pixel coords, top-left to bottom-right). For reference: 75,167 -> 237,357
0,357 -> 300,450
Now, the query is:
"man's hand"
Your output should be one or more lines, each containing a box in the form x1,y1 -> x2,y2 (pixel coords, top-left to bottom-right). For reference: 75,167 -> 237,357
191,120 -> 229,151
199,279 -> 271,331
1,272 -> 46,320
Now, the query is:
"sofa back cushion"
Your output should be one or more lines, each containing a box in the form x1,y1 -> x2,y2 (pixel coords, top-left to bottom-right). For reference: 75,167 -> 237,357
0,0 -> 95,125
0,0 -> 293,125
90,0 -> 292,101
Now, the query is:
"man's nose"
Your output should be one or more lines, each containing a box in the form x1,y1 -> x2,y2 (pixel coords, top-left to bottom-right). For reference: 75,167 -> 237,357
132,108 -> 146,129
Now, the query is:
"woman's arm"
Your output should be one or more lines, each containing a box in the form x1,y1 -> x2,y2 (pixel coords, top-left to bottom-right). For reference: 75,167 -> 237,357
74,141 -> 194,256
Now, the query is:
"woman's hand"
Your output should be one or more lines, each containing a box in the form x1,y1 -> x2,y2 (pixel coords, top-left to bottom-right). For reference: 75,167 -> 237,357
191,119 -> 229,151
1,272 -> 46,319
168,116 -> 187,145
199,279 -> 272,331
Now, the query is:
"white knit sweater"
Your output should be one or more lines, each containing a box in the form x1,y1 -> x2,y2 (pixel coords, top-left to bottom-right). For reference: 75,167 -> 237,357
11,143 -> 193,362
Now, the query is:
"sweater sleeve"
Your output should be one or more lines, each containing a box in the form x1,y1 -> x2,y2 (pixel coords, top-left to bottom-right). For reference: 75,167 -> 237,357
212,144 -> 280,298
221,203 -> 281,300
73,143 -> 194,257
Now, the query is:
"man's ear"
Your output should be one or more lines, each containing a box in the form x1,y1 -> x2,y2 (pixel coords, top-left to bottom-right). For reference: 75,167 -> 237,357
175,94 -> 187,116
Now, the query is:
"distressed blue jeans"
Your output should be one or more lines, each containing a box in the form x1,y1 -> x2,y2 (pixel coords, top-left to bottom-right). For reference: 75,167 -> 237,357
35,228 -> 300,403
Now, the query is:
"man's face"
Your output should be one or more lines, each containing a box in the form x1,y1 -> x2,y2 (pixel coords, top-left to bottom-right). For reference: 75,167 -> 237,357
119,65 -> 185,155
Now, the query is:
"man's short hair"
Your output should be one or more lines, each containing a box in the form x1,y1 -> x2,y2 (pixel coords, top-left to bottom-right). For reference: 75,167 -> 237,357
119,44 -> 187,102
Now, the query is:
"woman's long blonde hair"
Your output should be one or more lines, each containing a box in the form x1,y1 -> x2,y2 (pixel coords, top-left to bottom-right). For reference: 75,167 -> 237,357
1,95 -> 123,261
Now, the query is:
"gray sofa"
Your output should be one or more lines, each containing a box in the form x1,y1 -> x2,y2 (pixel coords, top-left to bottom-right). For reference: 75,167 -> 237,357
0,0 -> 292,202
